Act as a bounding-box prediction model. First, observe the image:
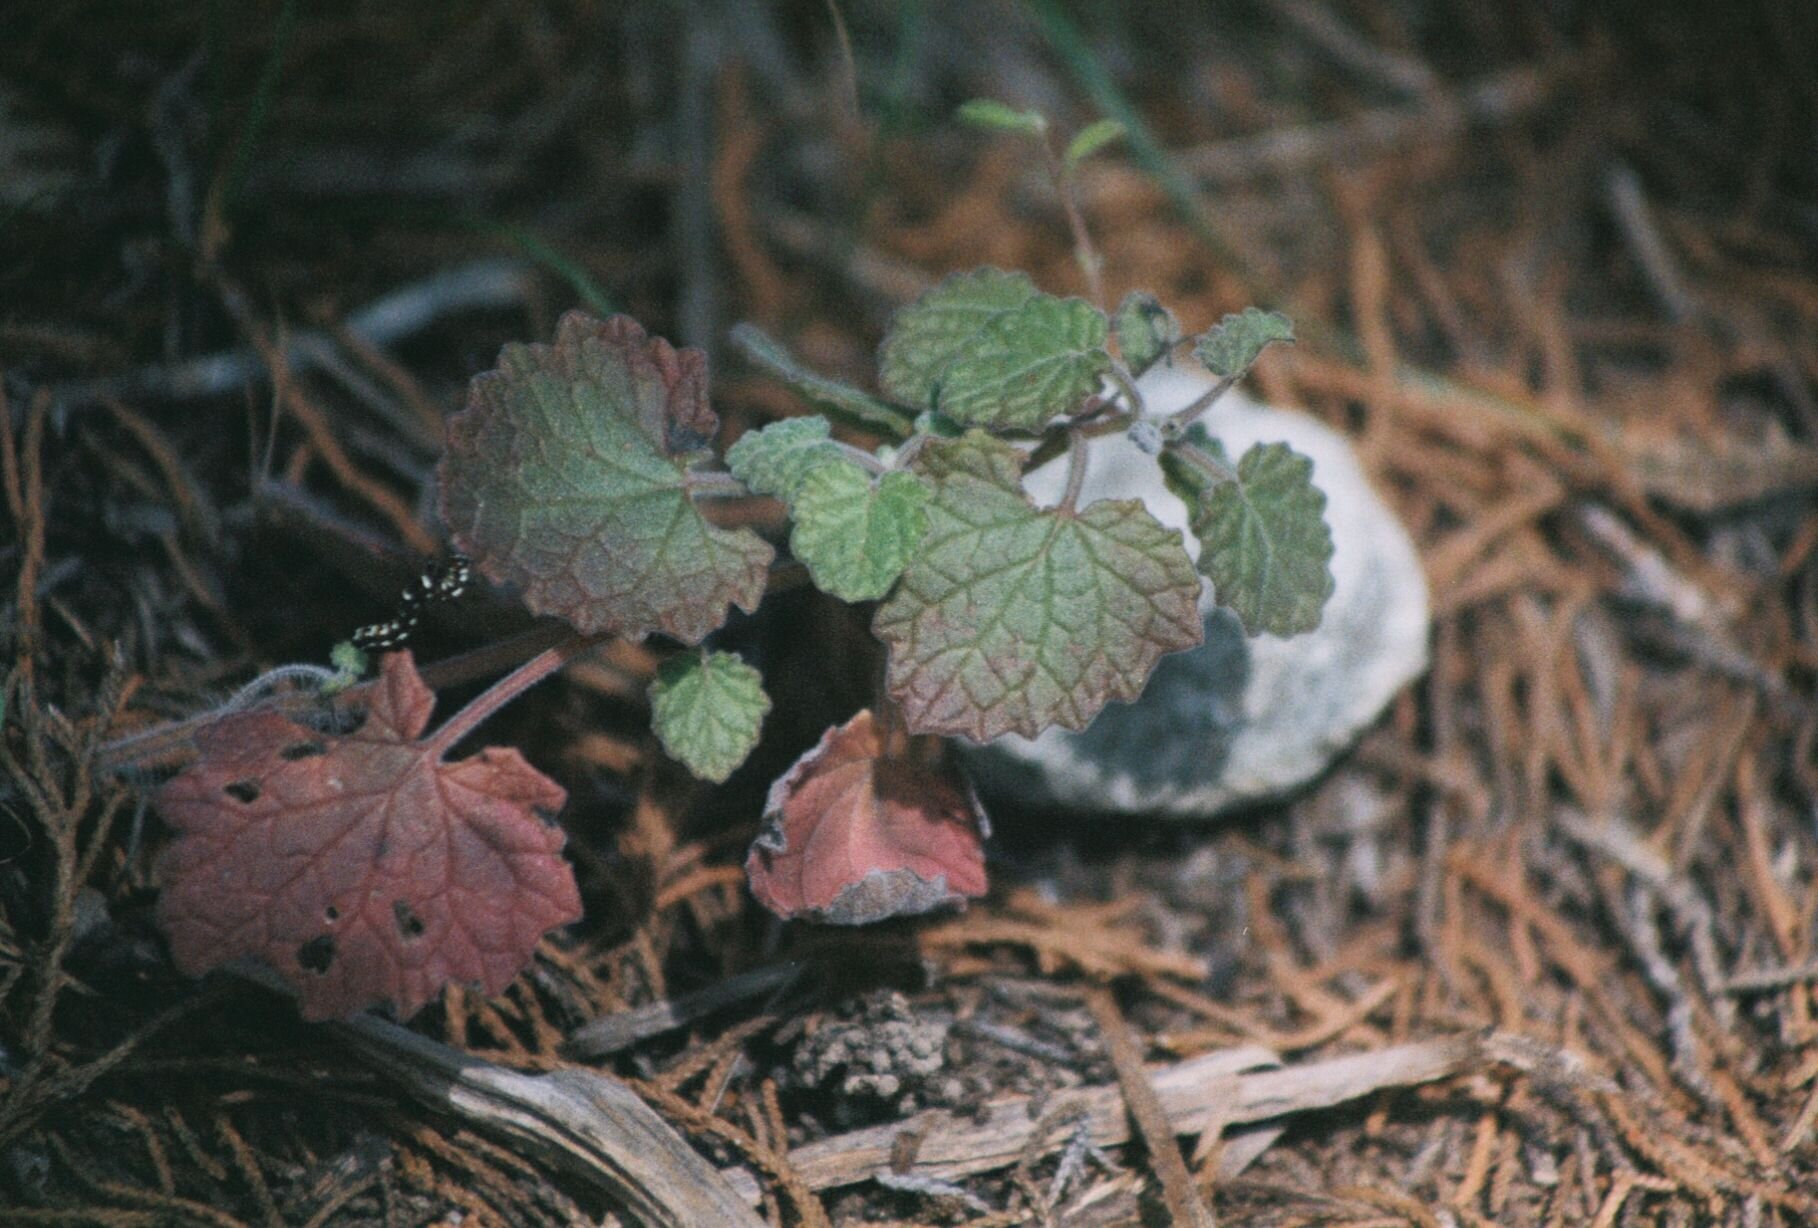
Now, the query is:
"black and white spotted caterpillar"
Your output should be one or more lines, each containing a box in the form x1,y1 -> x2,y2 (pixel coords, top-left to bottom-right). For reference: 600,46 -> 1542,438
350,554 -> 473,652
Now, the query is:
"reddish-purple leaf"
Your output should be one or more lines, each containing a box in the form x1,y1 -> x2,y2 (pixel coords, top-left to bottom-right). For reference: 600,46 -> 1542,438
439,311 -> 773,644
746,711 -> 988,925
154,653 -> 581,1022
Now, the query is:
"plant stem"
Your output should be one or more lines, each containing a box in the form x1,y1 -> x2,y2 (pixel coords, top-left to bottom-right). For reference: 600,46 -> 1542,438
685,471 -> 753,498
1058,426 -> 1091,512
833,440 -> 889,475
1169,438 -> 1240,486
428,631 -> 608,757
1041,138 -> 1105,310
892,431 -> 933,472
96,623 -> 575,777
1104,360 -> 1144,417
1161,373 -> 1238,439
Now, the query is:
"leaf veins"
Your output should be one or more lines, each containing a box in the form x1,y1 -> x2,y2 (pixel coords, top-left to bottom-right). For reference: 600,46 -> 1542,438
439,311 -> 773,645
746,710 -> 987,925
153,653 -> 581,1022
873,432 -> 1204,742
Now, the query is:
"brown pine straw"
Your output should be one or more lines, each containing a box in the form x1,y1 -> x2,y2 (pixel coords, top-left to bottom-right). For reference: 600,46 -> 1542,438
1085,985 -> 1214,1228
628,1076 -> 831,1228
8,10 -> 1818,1224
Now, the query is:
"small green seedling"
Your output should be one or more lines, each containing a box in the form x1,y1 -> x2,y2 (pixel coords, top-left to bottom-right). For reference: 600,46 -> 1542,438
427,274 -> 1329,923
145,104 -> 1332,1021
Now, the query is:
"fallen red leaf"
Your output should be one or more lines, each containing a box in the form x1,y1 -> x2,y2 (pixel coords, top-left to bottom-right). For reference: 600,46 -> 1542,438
746,710 -> 988,924
154,653 -> 582,1021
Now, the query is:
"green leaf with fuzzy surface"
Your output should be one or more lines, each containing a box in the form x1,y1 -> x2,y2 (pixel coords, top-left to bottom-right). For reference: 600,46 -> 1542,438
439,312 -> 772,644
935,294 -> 1111,431
955,99 -> 1047,135
649,651 -> 770,783
878,268 -> 1038,410
873,432 -> 1203,741
725,415 -> 844,501
1157,422 -> 1226,505
730,324 -> 912,439
1193,307 -> 1294,379
912,410 -> 964,439
1064,118 -> 1126,167
789,463 -> 930,601
1191,441 -> 1334,637
1113,290 -> 1180,376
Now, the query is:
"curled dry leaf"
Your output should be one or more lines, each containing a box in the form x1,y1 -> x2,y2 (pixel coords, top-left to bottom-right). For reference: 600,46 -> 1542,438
154,653 -> 581,1022
746,710 -> 988,925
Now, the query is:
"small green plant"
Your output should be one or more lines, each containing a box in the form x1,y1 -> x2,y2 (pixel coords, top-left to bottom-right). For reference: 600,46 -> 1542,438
145,106 -> 1332,1019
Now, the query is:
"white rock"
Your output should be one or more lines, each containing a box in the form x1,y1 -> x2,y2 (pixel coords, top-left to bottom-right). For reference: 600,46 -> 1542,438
961,366 -> 1430,818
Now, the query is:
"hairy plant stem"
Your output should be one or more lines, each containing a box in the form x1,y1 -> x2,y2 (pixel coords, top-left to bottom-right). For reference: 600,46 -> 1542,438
685,470 -> 753,497
1021,407 -> 1132,479
893,431 -> 933,471
1104,360 -> 1145,417
1161,373 -> 1238,439
833,440 -> 889,475
1058,426 -> 1091,512
427,631 -> 609,756
1169,438 -> 1240,486
1041,136 -> 1104,310
97,622 -> 576,776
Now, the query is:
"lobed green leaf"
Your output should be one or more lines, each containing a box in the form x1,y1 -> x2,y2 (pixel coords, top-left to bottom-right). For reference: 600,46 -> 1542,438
1191,441 -> 1334,637
1112,290 -> 1180,376
878,268 -> 1038,410
934,294 -> 1111,431
648,651 -> 771,783
790,462 -> 931,602
725,415 -> 844,501
1193,307 -> 1295,379
438,312 -> 772,644
873,432 -> 1203,741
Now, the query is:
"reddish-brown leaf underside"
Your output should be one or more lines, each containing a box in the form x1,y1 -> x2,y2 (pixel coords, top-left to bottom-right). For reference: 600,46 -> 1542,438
153,653 -> 581,1021
746,710 -> 988,924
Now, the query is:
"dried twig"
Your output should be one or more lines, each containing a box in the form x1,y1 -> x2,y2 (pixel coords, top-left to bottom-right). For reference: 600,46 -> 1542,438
1086,985 -> 1215,1228
1605,165 -> 1700,323
564,963 -> 803,1059
48,259 -> 530,411
720,1034 -> 1490,1203
1261,0 -> 1438,98
336,1012 -> 765,1228
1173,65 -> 1556,186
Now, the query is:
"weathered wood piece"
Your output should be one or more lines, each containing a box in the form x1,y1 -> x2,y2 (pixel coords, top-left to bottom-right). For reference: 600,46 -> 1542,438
340,1013 -> 765,1228
720,1033 -> 1483,1203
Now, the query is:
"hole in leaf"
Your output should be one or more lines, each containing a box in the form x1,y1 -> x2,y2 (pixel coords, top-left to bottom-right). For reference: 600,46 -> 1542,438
223,780 -> 260,804
393,900 -> 425,940
280,740 -> 327,761
324,905 -> 339,922
297,935 -> 336,974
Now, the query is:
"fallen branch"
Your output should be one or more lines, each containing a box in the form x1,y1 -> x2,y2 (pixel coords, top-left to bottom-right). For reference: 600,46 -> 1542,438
1168,64 -> 1556,187
336,1013 -> 765,1228
1087,985 -> 1214,1227
720,1032 -> 1489,1204
564,962 -> 805,1059
47,258 -> 531,411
